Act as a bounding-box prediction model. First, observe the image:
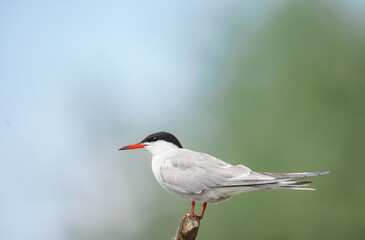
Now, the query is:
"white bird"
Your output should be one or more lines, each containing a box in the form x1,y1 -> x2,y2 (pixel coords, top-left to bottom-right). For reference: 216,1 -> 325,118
119,131 -> 330,219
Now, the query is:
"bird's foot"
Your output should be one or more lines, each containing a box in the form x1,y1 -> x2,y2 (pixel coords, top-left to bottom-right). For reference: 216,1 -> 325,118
190,213 -> 203,220
182,214 -> 202,220
188,201 -> 206,220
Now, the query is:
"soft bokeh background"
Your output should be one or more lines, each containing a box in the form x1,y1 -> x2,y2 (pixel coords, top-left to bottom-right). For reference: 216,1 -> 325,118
1,0 -> 364,239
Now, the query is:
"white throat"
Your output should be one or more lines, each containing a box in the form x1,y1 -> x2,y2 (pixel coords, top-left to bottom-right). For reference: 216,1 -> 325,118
144,140 -> 180,156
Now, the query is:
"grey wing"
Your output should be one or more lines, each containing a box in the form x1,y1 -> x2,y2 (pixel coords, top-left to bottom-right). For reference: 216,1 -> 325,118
158,150 -> 232,194
158,149 -> 274,194
158,149 -> 331,196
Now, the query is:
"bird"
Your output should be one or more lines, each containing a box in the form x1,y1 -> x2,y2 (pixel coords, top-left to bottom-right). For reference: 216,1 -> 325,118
119,131 -> 330,219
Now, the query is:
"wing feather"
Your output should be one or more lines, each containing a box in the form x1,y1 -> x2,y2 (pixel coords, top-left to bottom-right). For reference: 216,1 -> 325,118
156,149 -> 273,194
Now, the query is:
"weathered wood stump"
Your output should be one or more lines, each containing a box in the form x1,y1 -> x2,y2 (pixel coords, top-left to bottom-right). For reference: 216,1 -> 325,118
173,214 -> 201,240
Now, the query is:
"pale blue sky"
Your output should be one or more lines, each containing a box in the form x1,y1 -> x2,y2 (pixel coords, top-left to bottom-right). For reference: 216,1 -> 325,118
0,1 -> 278,239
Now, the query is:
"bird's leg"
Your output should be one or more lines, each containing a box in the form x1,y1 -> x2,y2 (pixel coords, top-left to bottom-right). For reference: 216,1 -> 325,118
190,201 -> 196,217
182,201 -> 197,220
198,202 -> 207,219
189,201 -> 207,219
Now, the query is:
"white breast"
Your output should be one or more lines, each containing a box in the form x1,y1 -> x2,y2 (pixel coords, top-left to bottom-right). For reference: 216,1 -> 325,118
151,154 -> 179,196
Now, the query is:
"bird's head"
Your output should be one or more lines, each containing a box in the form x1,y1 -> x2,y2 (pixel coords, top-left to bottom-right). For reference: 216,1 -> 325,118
119,131 -> 183,156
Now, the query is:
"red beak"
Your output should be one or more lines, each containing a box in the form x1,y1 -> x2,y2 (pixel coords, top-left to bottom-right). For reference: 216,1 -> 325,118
119,143 -> 147,150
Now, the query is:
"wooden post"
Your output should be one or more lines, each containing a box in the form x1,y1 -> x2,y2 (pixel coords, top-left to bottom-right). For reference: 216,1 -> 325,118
174,214 -> 201,240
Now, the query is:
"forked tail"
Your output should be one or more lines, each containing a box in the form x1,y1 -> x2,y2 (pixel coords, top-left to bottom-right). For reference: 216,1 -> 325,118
258,171 -> 331,190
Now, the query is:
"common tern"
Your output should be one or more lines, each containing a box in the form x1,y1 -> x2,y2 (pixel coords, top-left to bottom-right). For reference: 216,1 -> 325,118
119,131 -> 330,219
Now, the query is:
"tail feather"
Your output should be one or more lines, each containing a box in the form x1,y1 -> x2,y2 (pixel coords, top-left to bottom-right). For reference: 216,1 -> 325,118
255,171 -> 331,191
289,187 -> 315,191
220,171 -> 331,191
258,171 -> 331,181
278,180 -> 315,190
281,181 -> 313,186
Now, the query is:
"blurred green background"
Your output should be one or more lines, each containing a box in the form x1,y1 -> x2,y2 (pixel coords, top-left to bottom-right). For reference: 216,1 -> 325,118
1,0 -> 364,240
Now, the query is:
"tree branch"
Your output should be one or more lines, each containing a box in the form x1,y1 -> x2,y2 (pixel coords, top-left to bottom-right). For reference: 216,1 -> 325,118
173,214 -> 201,240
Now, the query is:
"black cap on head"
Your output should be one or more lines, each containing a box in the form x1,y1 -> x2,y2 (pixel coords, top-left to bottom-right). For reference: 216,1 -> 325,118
141,131 -> 183,148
